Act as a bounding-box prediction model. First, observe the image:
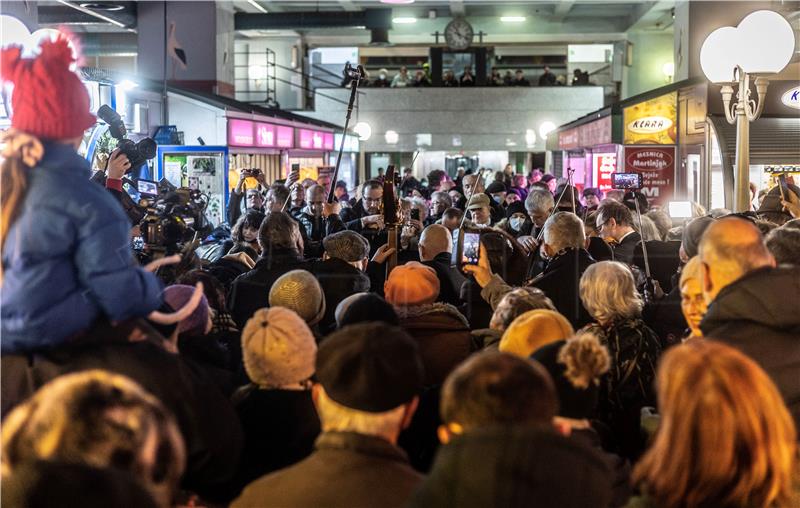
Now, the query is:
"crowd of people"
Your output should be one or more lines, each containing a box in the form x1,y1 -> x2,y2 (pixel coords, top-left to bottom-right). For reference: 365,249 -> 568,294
357,65 -> 582,88
2,36 -> 800,508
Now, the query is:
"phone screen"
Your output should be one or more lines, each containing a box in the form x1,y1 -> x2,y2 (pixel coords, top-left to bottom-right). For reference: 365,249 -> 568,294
668,201 -> 692,218
137,179 -> 158,196
461,232 -> 481,266
778,174 -> 789,200
611,173 -> 642,190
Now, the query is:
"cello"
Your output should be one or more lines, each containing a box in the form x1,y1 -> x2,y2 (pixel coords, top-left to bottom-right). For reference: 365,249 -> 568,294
382,165 -> 401,276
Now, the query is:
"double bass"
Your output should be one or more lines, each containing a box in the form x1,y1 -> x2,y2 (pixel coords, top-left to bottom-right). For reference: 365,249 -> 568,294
382,165 -> 401,276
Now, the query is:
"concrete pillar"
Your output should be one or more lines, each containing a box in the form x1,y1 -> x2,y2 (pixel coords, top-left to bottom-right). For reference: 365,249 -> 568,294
137,1 -> 234,97
0,1 -> 38,31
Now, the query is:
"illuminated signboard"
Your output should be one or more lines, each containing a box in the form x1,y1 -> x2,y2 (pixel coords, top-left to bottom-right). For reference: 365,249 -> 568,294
298,128 -> 334,150
592,153 -> 617,194
624,146 -> 676,204
255,123 -> 275,147
334,133 -> 360,152
781,85 -> 800,110
276,125 -> 294,148
228,119 -> 254,147
623,92 -> 677,145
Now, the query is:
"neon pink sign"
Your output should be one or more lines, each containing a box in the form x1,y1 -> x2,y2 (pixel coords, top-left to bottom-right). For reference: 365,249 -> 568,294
323,132 -> 334,151
276,125 -> 294,148
228,119 -> 254,146
255,123 -> 275,147
298,128 -> 333,150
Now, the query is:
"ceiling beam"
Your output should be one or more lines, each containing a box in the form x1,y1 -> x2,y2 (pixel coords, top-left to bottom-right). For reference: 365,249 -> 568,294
552,0 -> 575,22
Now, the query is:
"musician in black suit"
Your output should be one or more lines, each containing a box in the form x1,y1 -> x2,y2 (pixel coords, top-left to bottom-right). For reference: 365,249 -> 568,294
596,200 -> 640,264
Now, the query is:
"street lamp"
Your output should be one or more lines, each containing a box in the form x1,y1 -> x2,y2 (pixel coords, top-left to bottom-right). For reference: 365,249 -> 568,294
699,10 -> 795,212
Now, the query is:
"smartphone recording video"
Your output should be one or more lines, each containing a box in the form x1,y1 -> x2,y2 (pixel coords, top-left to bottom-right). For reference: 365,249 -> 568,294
137,179 -> 158,197
611,172 -> 643,190
461,232 -> 481,266
778,173 -> 789,201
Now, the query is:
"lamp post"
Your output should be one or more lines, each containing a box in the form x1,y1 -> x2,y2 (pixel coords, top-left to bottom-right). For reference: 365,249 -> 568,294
699,10 -> 795,212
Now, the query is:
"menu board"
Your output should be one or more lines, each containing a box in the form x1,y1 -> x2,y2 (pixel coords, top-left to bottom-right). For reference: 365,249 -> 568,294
623,92 -> 677,145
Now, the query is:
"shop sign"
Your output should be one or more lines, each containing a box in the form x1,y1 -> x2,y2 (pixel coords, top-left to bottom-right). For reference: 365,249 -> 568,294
335,133 -> 360,152
624,146 -> 675,204
580,117 -> 612,147
781,85 -> 800,110
255,123 -> 275,147
623,92 -> 677,145
276,125 -> 294,148
299,128 -> 335,150
559,128 -> 580,149
592,153 -> 617,194
228,119 -> 254,147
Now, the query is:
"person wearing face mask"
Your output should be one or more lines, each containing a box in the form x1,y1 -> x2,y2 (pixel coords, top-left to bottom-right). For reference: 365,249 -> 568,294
485,181 -> 508,209
372,68 -> 391,88
496,202 -> 532,239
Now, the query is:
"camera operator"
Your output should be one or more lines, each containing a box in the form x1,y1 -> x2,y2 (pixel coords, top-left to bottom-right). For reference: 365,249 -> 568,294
0,38 -> 163,353
227,169 -> 266,225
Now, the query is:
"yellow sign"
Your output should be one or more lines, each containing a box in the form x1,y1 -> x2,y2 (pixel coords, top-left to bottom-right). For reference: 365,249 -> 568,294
623,92 -> 677,145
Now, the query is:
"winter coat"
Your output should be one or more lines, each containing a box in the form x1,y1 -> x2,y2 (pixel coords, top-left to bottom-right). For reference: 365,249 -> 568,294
409,425 -> 614,508
1,318 -> 243,502
227,248 -> 314,329
340,202 -> 389,257
228,386 -> 320,499
395,303 -> 473,386
701,266 -> 800,428
528,247 -> 595,329
295,212 -> 345,258
460,278 -> 494,330
422,252 -> 467,307
612,231 -> 642,265
308,257 -> 371,334
232,431 -> 422,508
583,318 -> 661,459
1,143 -> 162,353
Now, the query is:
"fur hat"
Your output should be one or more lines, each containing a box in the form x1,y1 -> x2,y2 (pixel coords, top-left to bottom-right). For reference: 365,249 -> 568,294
269,270 -> 326,325
241,307 -> 317,388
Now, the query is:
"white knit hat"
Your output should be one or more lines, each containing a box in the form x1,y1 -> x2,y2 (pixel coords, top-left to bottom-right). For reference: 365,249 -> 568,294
242,307 -> 317,388
268,270 -> 326,326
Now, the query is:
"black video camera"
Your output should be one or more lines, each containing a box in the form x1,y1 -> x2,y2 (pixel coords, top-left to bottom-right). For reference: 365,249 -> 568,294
97,104 -> 157,171
138,184 -> 210,256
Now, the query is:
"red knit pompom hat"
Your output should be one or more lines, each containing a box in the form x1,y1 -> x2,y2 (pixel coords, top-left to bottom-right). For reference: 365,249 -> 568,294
1,37 -> 96,139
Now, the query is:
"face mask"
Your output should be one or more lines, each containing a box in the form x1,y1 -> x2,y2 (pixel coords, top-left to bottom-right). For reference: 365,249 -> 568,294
509,217 -> 524,231
491,194 -> 503,204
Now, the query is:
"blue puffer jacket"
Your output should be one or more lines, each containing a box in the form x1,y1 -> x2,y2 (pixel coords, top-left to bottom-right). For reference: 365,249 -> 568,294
1,142 -> 163,352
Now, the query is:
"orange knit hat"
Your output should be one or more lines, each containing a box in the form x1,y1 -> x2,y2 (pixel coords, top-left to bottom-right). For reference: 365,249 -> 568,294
384,261 -> 440,306
499,309 -> 574,358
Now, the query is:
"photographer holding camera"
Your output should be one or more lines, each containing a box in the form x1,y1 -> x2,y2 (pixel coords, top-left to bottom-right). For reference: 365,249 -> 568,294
0,38 -> 163,353
227,168 -> 266,225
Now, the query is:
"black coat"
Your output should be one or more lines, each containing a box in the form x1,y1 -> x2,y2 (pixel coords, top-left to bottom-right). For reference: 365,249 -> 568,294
632,240 -> 681,293
308,257 -> 371,334
530,248 -> 595,329
701,266 -> 800,428
409,426 -> 613,508
229,386 -> 320,498
0,319 -> 244,502
422,252 -> 467,307
227,248 -> 314,329
340,202 -> 389,257
612,231 -> 641,265
295,212 -> 345,258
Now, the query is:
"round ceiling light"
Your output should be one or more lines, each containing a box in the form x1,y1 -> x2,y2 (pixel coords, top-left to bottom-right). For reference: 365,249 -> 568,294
353,121 -> 372,141
380,0 -> 415,4
80,2 -> 125,11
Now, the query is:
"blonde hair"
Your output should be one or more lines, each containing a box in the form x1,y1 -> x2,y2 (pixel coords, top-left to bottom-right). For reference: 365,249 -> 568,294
633,341 -> 797,508
316,386 -> 406,441
679,255 -> 704,290
1,370 -> 185,507
559,332 -> 610,389
579,261 -> 643,325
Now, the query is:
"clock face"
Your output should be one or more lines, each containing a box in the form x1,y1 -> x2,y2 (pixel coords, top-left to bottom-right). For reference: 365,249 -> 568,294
444,18 -> 474,51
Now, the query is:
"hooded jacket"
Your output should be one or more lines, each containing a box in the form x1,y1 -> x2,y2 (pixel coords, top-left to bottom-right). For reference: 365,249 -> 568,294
701,266 -> 800,426
1,143 -> 162,352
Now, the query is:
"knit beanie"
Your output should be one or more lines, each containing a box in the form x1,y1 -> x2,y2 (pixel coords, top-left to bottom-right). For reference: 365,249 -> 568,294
269,270 -> 326,326
499,309 -> 574,358
242,307 -> 317,388
1,37 -> 96,140
384,261 -> 440,306
505,201 -> 527,219
163,285 -> 210,337
339,293 -> 399,328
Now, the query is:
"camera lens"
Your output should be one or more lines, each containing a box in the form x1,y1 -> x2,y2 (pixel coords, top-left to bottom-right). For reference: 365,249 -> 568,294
137,138 -> 157,159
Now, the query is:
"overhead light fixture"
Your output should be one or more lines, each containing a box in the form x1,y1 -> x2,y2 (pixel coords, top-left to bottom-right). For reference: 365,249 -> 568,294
247,0 -> 269,14
353,121 -> 372,141
381,0 -> 415,4
525,129 -> 537,146
118,79 -> 138,91
501,16 -> 526,23
79,3 -> 125,11
539,121 -> 556,140
393,17 -> 417,24
662,62 -> 675,82
385,130 -> 399,144
55,0 -> 126,28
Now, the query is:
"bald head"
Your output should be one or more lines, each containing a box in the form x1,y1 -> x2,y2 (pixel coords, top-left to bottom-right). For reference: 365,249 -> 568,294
419,224 -> 453,261
698,217 -> 775,303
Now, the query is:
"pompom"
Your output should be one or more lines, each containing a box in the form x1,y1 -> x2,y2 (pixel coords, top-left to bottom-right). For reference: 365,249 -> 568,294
37,37 -> 75,68
558,332 -> 610,389
1,46 -> 24,84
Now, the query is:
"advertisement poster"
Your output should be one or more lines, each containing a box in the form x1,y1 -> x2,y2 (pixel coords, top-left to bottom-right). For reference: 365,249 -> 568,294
623,92 -> 677,145
592,153 -> 617,194
624,146 -> 676,204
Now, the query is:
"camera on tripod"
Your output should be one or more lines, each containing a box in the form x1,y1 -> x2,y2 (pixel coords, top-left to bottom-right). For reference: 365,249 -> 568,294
97,105 -> 157,171
136,180 -> 210,256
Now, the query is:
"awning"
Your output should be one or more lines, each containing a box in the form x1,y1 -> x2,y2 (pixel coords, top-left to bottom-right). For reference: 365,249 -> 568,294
708,115 -> 800,165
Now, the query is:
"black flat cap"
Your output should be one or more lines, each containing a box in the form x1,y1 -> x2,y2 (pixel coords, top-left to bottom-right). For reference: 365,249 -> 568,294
485,181 -> 507,194
316,323 -> 424,412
